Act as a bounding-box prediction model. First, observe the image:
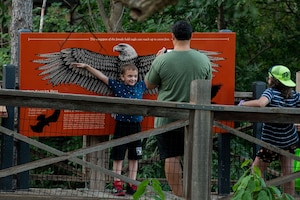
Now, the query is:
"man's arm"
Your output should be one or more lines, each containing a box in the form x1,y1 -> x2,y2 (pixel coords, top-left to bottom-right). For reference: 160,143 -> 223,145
71,63 -> 109,85
144,47 -> 166,89
144,80 -> 157,90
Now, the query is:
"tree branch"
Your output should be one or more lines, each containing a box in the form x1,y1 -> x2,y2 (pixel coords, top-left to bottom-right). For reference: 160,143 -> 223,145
117,0 -> 178,22
109,0 -> 124,32
96,0 -> 110,31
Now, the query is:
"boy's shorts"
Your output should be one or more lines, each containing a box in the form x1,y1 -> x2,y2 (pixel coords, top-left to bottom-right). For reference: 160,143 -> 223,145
257,145 -> 297,163
111,121 -> 142,160
156,127 -> 184,160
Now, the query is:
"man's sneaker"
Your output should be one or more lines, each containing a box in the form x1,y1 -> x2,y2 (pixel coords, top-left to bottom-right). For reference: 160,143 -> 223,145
112,181 -> 125,196
126,184 -> 137,195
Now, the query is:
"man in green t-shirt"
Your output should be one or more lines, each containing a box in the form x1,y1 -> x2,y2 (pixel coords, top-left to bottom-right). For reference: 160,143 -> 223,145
145,20 -> 212,197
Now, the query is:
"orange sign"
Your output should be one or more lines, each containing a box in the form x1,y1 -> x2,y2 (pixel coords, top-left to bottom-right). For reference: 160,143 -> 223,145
19,32 -> 235,137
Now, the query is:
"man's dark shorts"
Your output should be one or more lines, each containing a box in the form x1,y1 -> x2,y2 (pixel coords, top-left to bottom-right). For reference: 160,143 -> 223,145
111,121 -> 142,160
156,127 -> 184,160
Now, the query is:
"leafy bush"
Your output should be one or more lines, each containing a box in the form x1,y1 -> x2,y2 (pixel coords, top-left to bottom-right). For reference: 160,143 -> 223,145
232,160 -> 294,200
133,178 -> 165,200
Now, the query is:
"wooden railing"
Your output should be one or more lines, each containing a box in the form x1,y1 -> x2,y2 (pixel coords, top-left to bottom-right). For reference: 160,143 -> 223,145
1,80 -> 300,199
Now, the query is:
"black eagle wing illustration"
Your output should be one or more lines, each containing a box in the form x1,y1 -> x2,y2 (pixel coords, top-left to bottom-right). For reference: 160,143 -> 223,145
197,49 -> 225,74
197,49 -> 225,101
34,43 -> 225,97
34,48 -> 121,95
31,109 -> 61,133
33,43 -> 157,95
134,54 -> 156,93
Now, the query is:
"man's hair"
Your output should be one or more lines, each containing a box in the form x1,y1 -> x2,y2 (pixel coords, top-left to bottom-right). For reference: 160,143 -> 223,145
120,63 -> 138,74
172,20 -> 193,40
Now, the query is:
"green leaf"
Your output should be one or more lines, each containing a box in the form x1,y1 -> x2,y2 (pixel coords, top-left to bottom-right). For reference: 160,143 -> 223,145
254,179 -> 262,191
263,188 -> 278,200
151,179 -> 165,200
246,177 -> 257,192
258,178 -> 266,188
232,173 -> 246,192
241,159 -> 252,168
268,185 -> 282,198
239,175 -> 252,189
257,190 -> 268,200
252,166 -> 262,177
282,193 -> 295,200
241,191 -> 252,200
133,179 -> 149,200
231,188 -> 245,200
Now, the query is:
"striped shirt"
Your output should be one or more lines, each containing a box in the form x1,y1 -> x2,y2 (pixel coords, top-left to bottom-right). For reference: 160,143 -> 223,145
261,88 -> 300,148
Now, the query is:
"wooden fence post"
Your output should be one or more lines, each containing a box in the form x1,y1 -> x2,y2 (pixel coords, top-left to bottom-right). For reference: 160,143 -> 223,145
252,81 -> 266,159
184,79 -> 213,199
0,64 -> 16,190
86,135 -> 109,190
296,71 -> 300,92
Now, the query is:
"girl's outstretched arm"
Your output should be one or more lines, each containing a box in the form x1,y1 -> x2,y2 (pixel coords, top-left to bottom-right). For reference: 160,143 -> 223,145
239,96 -> 269,107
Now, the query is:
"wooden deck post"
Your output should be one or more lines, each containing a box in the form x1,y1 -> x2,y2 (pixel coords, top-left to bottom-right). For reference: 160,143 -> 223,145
296,71 -> 300,92
183,79 -> 213,200
86,135 -> 109,190
0,64 -> 16,190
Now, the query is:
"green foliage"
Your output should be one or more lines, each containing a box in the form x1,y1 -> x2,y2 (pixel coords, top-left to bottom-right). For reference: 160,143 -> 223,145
33,3 -> 74,32
30,136 -> 84,188
69,0 -> 107,32
0,41 -> 10,68
32,2 -> 105,33
232,160 -> 294,200
138,137 -> 165,179
133,178 -> 165,200
228,0 -> 300,91
0,1 -> 11,69
230,140 -> 252,182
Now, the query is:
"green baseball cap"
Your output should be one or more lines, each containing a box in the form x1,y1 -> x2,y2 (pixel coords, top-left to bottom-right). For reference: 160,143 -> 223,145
268,65 -> 296,87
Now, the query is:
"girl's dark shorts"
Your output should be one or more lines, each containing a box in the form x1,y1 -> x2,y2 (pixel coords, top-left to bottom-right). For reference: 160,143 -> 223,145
156,127 -> 184,160
256,145 -> 297,163
110,121 -> 142,161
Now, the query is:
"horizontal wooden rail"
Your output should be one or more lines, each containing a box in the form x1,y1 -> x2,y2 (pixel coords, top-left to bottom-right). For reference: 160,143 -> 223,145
0,89 -> 189,119
0,89 -> 299,123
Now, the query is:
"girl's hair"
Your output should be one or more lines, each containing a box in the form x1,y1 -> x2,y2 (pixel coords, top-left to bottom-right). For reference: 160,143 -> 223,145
269,77 -> 293,98
120,63 -> 138,74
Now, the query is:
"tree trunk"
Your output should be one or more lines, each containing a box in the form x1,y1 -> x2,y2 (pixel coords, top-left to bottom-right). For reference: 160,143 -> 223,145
39,0 -> 47,33
97,0 -> 178,31
97,0 -> 124,32
108,0 -> 124,32
217,3 -> 227,30
10,0 -> 33,81
117,0 -> 178,21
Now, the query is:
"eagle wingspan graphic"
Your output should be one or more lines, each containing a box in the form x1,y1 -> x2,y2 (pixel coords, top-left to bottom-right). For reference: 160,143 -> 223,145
34,48 -> 121,95
134,54 -> 157,94
33,43 -> 224,96
197,49 -> 225,74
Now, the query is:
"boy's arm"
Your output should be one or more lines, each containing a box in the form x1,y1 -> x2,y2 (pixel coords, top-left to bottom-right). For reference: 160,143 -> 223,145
71,63 -> 109,85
